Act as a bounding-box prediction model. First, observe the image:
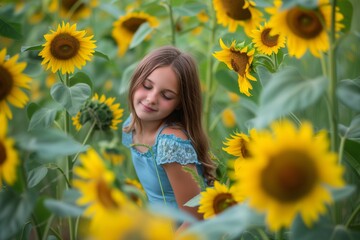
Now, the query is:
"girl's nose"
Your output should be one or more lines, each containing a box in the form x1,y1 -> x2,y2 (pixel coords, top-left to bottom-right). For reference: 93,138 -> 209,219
146,91 -> 157,104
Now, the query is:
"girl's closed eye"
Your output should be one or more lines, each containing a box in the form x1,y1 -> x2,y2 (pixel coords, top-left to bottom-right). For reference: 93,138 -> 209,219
142,82 -> 152,90
162,92 -> 175,100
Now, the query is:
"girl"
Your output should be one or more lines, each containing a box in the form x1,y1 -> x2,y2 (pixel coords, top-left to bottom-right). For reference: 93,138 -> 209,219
122,46 -> 216,230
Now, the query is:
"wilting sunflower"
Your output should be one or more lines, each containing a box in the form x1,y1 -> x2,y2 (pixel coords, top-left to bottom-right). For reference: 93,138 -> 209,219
213,0 -> 263,36
235,120 -> 345,231
267,0 -> 344,58
0,48 -> 32,119
223,129 -> 257,159
198,181 -> 243,219
39,22 -> 96,74
112,12 -> 159,56
72,93 -> 124,131
0,114 -> 19,187
251,22 -> 286,55
221,108 -> 236,128
213,39 -> 256,97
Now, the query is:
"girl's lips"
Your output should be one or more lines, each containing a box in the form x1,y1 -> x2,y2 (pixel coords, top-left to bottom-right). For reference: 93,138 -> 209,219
141,102 -> 156,112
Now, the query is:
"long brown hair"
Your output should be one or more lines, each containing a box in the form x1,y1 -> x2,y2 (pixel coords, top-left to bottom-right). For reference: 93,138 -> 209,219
124,46 -> 216,184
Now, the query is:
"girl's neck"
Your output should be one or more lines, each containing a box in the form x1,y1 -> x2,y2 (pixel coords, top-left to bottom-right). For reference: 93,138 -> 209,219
136,119 -> 164,136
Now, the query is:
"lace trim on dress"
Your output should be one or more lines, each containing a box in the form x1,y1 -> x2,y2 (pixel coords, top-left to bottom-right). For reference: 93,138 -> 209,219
156,134 -> 200,165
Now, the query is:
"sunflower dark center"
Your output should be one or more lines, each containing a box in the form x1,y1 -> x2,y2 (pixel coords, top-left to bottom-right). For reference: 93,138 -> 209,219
240,139 -> 250,158
50,33 -> 80,60
286,8 -> 323,39
230,50 -> 249,76
261,150 -> 318,202
261,28 -> 279,47
0,66 -> 13,101
222,0 -> 251,21
213,193 -> 237,214
62,0 -> 85,12
96,178 -> 118,209
123,17 -> 147,33
0,142 -> 7,166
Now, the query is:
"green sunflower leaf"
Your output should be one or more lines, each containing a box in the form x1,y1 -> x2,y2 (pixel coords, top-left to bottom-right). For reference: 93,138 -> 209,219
251,67 -> 327,128
336,78 -> 360,112
129,22 -> 152,49
50,82 -> 91,116
0,18 -> 22,40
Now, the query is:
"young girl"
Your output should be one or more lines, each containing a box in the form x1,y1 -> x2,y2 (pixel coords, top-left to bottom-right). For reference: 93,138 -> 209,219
122,46 -> 216,229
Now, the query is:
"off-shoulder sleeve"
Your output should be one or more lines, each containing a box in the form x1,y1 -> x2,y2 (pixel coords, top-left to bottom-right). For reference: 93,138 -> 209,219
156,134 -> 200,165
121,116 -> 132,148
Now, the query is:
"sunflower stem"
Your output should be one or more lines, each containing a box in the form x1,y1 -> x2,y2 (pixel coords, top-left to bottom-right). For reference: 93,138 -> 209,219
203,1 -> 217,132
72,120 -> 96,164
167,0 -> 176,46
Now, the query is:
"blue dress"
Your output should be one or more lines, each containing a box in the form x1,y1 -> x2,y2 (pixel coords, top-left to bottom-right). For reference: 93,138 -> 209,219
122,116 -> 204,209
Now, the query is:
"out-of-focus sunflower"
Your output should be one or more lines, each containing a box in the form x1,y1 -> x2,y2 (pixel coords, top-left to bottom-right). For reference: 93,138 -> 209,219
48,0 -> 98,20
213,39 -> 256,97
112,12 -> 159,56
227,92 -> 240,102
198,181 -> 243,219
223,129 -> 257,159
72,93 -> 124,131
39,22 -> 96,74
0,48 -> 32,119
221,108 -> 236,128
251,22 -> 286,55
0,114 -> 19,187
103,147 -> 125,165
235,120 -> 345,231
213,0 -> 263,36
267,0 -> 344,58
73,148 -> 138,239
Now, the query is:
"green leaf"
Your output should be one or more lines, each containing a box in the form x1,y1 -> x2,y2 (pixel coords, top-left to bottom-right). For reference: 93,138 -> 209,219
0,18 -> 22,40
344,139 -> 360,178
50,82 -> 91,116
184,193 -> 201,207
184,204 -> 265,239
27,166 -> 48,188
94,50 -> 110,61
21,44 -> 43,52
26,102 -> 40,120
28,106 -> 59,131
44,189 -> 84,217
16,128 -> 88,161
252,67 -> 327,128
69,72 -> 93,89
339,114 -> 360,140
129,22 -> 152,49
329,185 -> 356,202
337,78 -> 360,112
0,189 -> 37,239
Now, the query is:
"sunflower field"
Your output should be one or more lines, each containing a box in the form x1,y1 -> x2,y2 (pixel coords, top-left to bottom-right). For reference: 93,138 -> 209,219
1,0 -> 360,239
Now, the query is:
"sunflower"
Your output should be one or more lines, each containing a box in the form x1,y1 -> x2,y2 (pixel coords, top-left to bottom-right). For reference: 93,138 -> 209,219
102,147 -> 125,165
223,129 -> 258,159
198,181 -> 243,219
48,0 -> 99,20
221,108 -> 236,128
72,93 -> 124,131
112,12 -> 159,56
39,22 -> 96,74
267,0 -> 344,58
213,0 -> 263,36
251,22 -> 286,55
235,120 -> 345,231
213,39 -> 256,97
73,148 -> 139,239
0,114 -> 19,188
0,48 -> 32,119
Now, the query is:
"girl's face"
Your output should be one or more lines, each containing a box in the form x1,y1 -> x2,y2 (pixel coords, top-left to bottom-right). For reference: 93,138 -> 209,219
133,66 -> 180,124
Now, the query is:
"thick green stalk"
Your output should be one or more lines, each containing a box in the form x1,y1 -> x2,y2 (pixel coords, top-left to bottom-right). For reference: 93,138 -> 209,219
203,1 -> 217,132
328,0 -> 339,153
